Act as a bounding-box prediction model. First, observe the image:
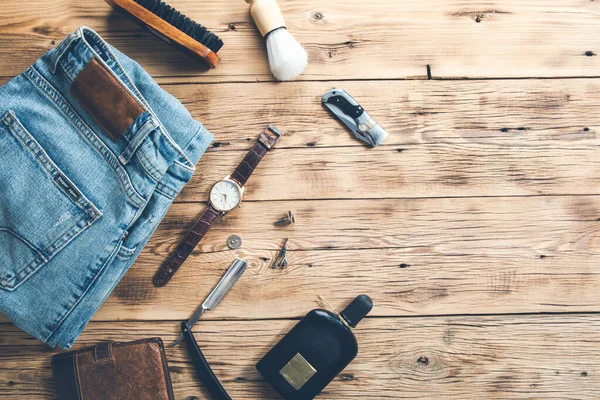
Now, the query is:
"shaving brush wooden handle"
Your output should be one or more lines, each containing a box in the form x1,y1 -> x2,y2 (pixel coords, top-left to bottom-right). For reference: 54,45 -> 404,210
246,0 -> 308,81
246,0 -> 286,36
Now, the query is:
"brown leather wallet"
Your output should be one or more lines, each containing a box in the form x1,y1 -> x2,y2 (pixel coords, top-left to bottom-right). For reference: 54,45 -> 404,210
51,338 -> 175,400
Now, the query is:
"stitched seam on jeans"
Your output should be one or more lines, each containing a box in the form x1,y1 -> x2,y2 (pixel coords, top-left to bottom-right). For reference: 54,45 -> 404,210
2,111 -> 103,220
78,29 -> 194,165
0,228 -> 47,289
136,147 -> 163,182
25,66 -> 145,208
80,29 -> 194,167
49,30 -> 80,74
71,28 -> 195,173
12,222 -> 91,284
0,113 -> 104,290
58,57 -> 78,83
179,124 -> 214,169
158,125 -> 194,167
0,220 -> 96,289
116,243 -> 136,260
0,228 -> 46,261
173,158 -> 195,171
119,114 -> 155,164
80,28 -> 145,105
43,238 -> 123,345
154,184 -> 177,199
154,125 -> 214,198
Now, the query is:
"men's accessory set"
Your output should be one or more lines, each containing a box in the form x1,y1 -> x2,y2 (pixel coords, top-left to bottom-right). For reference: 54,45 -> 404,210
0,0 -> 390,396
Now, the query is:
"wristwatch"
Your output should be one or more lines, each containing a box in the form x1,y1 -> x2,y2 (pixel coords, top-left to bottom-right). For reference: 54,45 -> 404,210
152,125 -> 282,287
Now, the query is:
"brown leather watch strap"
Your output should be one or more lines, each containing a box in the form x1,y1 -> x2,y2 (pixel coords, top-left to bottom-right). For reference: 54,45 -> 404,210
153,206 -> 222,287
230,125 -> 281,187
153,126 -> 281,288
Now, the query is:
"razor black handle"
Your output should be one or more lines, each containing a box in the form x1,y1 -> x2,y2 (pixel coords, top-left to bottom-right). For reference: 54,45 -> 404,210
182,321 -> 231,400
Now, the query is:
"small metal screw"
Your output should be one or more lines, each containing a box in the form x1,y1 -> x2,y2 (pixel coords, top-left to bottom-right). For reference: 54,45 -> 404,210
274,211 -> 296,226
227,234 -> 242,250
271,238 -> 289,269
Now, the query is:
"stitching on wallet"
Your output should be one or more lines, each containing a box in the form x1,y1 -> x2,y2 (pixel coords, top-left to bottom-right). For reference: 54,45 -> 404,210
93,343 -> 114,364
74,353 -> 83,400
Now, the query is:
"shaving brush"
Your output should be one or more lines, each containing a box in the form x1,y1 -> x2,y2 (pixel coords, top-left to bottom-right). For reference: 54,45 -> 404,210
246,0 -> 308,81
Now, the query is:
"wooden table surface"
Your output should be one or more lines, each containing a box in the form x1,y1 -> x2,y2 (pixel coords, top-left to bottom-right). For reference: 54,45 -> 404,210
1,0 -> 600,398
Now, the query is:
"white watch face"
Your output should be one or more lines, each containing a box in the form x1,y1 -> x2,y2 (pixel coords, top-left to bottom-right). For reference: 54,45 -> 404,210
210,180 -> 242,211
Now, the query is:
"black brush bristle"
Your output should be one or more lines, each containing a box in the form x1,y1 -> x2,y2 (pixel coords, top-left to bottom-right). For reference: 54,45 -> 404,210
134,0 -> 223,53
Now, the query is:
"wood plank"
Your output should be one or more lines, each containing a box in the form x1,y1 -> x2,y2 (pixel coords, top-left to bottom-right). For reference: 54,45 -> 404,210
3,76 -> 597,200
1,315 -> 599,398
78,195 -> 600,320
171,78 -> 600,151
1,0 -> 600,82
169,78 -> 600,201
182,143 -> 600,201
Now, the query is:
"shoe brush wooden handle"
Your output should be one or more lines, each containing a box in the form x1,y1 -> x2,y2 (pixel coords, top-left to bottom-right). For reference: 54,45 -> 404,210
105,0 -> 222,68
246,0 -> 287,36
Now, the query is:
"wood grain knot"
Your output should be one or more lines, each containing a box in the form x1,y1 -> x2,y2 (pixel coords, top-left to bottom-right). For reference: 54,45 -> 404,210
417,356 -> 429,366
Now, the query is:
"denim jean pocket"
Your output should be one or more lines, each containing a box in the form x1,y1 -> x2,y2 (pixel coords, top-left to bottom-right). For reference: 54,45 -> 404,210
0,110 -> 102,291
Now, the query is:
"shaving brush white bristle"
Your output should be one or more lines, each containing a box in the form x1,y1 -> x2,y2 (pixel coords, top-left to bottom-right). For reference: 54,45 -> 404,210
246,0 -> 308,81
266,27 -> 308,81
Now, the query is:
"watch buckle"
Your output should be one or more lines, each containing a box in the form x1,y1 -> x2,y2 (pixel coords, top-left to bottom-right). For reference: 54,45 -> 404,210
266,125 -> 282,137
259,125 -> 282,150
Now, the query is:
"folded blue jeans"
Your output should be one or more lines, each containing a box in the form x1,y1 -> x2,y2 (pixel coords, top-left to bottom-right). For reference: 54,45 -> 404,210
0,27 -> 213,348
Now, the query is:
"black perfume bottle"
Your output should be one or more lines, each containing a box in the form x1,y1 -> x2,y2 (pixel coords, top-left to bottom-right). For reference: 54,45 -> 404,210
256,295 -> 373,400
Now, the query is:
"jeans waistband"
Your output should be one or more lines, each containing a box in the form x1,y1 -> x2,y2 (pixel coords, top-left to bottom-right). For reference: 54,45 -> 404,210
46,27 -> 196,206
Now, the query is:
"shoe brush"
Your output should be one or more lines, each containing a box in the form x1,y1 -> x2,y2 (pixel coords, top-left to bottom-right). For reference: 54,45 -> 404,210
104,0 -> 223,68
246,0 -> 308,81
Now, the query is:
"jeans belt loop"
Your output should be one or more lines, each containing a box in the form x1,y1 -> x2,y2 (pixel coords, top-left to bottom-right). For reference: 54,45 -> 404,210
119,115 -> 158,165
49,30 -> 82,75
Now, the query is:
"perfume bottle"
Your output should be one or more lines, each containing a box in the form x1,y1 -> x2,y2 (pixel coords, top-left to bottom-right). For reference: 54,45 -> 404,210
256,295 -> 373,400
